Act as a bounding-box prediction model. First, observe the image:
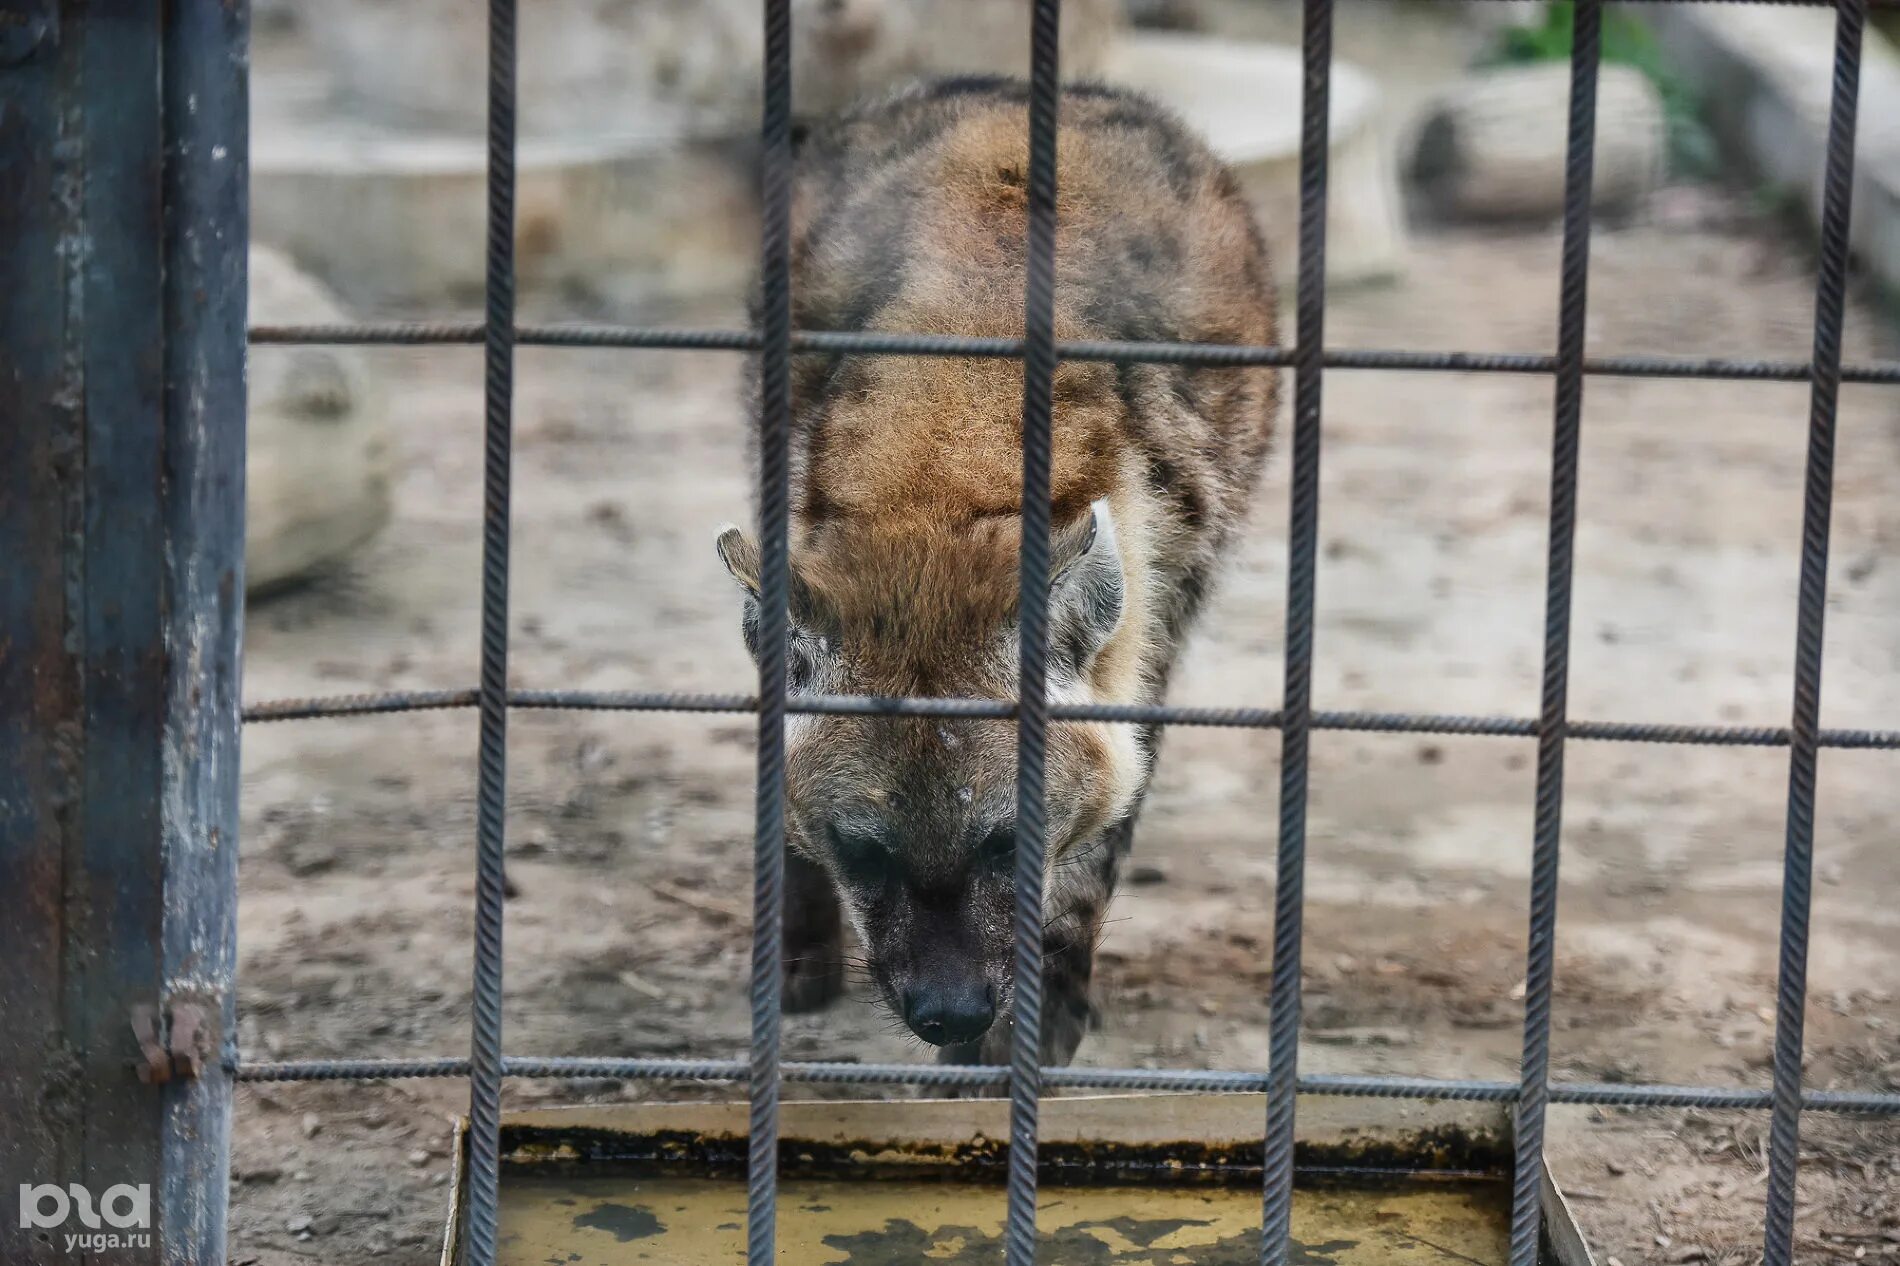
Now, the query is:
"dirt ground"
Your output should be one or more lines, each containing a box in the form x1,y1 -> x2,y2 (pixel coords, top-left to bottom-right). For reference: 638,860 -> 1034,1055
228,191 -> 1900,1264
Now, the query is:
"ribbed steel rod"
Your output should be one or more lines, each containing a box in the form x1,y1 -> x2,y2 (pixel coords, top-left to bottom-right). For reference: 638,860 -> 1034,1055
230,1057 -> 1900,1116
246,321 -> 1900,384
746,0 -> 796,1260
1764,3 -> 1865,1264
1511,4 -> 1599,1263
238,687 -> 1900,750
460,0 -> 517,1262
1263,1 -> 1332,1260
1006,3 -> 1063,1261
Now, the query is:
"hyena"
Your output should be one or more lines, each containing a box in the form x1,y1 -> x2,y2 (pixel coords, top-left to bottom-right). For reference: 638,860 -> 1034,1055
716,77 -> 1277,1066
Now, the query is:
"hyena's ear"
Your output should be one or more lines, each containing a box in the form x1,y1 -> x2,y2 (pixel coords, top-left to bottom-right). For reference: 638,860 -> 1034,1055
716,526 -> 768,663
715,527 -> 831,680
1049,499 -> 1125,668
715,526 -> 762,596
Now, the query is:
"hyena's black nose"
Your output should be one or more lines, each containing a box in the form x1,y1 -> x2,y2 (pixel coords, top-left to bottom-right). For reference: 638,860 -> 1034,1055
902,980 -> 996,1046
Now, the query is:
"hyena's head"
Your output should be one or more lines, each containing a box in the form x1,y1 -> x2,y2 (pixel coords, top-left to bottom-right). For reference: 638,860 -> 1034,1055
715,500 -> 1142,1047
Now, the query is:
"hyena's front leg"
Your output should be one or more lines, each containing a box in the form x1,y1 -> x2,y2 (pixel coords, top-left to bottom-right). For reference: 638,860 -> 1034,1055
783,848 -> 846,1013
939,815 -> 1133,1070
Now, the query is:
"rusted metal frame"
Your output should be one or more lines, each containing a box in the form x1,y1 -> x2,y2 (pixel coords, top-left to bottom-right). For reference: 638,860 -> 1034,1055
0,2 -> 247,1262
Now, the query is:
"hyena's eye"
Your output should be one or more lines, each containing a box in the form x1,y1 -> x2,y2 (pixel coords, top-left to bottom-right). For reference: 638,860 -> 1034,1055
788,633 -> 827,693
977,825 -> 1017,876
828,822 -> 894,887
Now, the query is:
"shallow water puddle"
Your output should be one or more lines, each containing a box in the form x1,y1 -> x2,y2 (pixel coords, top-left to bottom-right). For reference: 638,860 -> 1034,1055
496,1172 -> 1510,1265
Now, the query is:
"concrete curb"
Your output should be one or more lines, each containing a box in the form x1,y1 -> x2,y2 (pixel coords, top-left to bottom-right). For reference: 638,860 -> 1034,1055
1640,3 -> 1900,298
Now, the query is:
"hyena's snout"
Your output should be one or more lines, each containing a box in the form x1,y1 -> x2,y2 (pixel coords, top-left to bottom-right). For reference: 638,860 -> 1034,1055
884,907 -> 1005,1047
901,971 -> 997,1047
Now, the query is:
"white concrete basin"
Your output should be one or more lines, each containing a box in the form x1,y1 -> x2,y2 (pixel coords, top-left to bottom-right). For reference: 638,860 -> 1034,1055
1102,31 -> 1408,287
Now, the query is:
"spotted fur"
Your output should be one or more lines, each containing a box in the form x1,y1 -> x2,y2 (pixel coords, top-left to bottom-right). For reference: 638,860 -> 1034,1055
720,78 -> 1277,1066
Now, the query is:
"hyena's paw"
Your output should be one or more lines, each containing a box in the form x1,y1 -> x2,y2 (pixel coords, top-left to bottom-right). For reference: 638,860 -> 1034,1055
783,848 -> 845,1013
782,953 -> 847,1014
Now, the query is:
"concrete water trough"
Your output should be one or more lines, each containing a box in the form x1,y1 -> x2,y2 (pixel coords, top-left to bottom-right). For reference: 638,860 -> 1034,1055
438,1094 -> 1592,1265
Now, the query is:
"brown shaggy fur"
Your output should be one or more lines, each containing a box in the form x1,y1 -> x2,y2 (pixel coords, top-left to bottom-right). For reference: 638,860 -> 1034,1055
721,77 -> 1278,1066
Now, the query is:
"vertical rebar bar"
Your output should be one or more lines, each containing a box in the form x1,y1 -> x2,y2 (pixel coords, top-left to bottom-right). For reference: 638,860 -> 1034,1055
748,0 -> 796,1261
1509,3 -> 1600,1264
1763,3 -> 1864,1263
1006,3 -> 1063,1263
1260,1 -> 1332,1261
463,0 -> 517,1262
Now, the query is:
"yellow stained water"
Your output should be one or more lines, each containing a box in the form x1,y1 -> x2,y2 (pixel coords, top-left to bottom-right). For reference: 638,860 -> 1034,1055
494,1172 -> 1510,1265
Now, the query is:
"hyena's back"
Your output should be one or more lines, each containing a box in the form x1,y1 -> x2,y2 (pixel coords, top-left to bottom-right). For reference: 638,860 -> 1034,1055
782,77 -> 1278,683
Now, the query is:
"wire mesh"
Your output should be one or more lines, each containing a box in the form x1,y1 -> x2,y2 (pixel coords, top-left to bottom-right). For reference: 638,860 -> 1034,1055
232,0 -> 1900,1262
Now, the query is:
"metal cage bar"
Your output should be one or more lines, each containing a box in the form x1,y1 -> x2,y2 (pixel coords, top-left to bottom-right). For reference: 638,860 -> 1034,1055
1262,0 -> 1332,1261
1511,3 -> 1600,1262
238,687 -> 1900,750
228,1057 -> 1900,1114
214,0 -> 1900,1263
247,320 -> 1900,385
1005,1 -> 1065,1262
461,0 -> 519,1263
747,0 -> 797,1259
1764,3 -> 1867,1264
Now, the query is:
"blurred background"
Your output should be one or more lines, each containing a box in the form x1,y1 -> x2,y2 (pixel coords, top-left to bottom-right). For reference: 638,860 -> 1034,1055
235,2 -> 1900,1263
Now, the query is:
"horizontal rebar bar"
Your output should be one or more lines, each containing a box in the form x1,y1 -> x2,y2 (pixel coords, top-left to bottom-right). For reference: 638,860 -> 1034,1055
247,323 -> 1900,385
227,1056 -> 1900,1114
238,687 -> 1900,749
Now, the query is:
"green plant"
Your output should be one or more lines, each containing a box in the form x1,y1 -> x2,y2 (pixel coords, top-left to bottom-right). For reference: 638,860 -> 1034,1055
1483,1 -> 1719,178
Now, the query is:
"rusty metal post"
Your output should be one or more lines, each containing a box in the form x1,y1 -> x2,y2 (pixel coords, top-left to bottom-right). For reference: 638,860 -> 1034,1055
0,2 -> 248,1263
